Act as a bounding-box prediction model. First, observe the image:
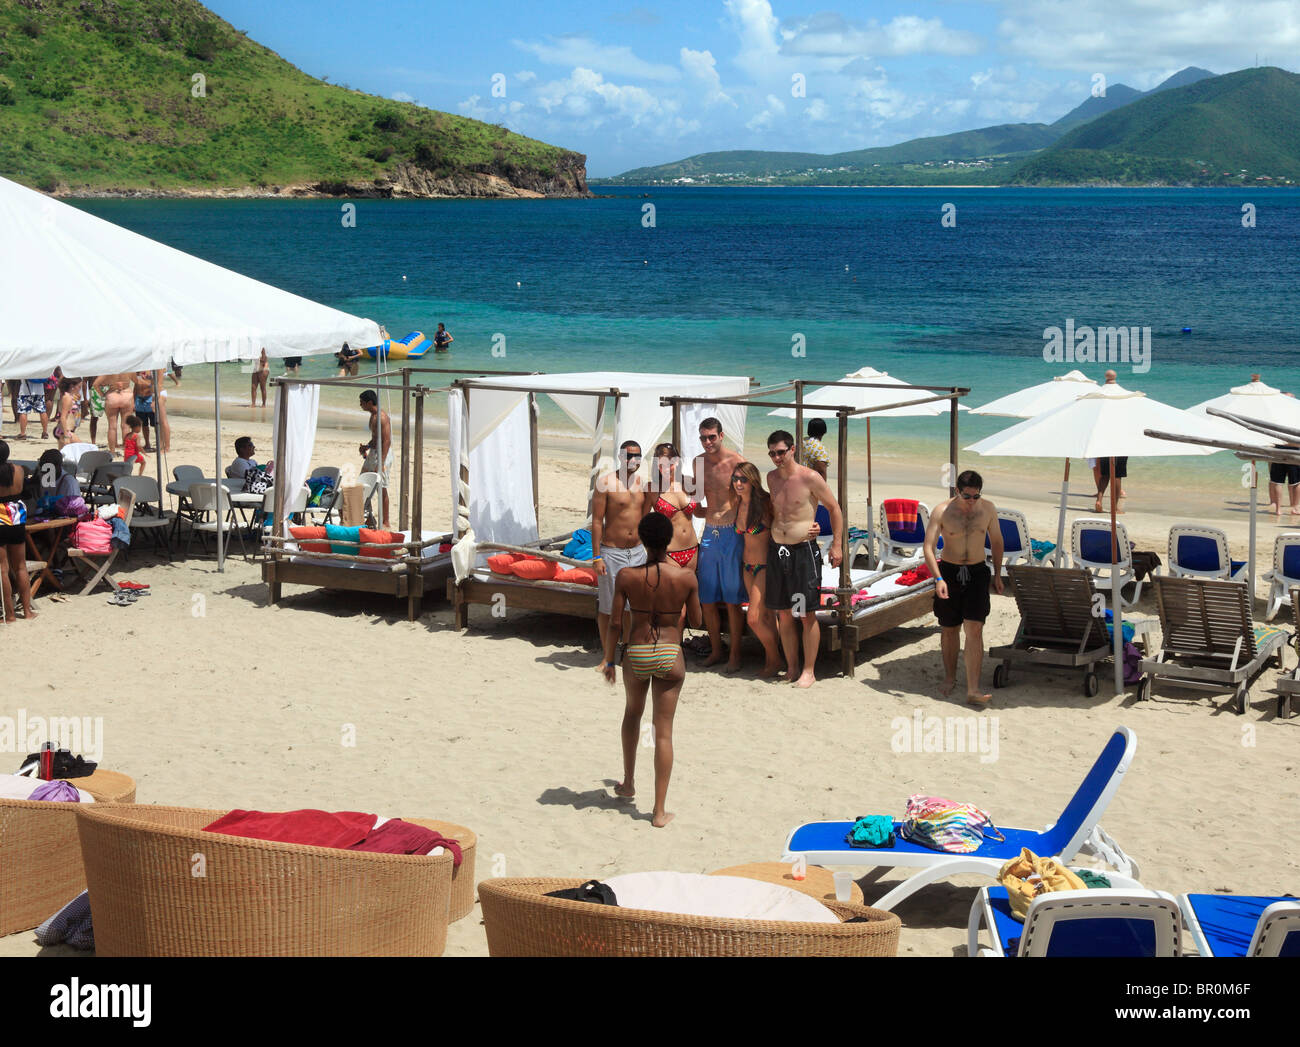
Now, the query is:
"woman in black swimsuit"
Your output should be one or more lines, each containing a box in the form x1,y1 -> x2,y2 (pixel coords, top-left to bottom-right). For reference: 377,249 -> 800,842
0,441 -> 36,623
731,460 -> 783,676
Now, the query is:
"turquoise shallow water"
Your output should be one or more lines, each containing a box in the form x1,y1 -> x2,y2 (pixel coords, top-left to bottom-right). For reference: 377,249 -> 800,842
74,187 -> 1300,491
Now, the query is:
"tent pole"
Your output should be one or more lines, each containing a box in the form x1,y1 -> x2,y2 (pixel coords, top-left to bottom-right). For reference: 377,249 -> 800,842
1109,455 -> 1123,695
529,392 -> 539,530
454,386 -> 470,541
152,368 -> 164,522
215,363 -> 224,572
1248,459 -> 1258,604
837,409 -> 853,678
273,381 -> 287,558
586,395 -> 606,527
794,382 -> 804,466
1054,459 -> 1070,568
948,391 -> 958,497
399,366 -> 410,528
866,417 -> 875,569
412,389 -> 425,539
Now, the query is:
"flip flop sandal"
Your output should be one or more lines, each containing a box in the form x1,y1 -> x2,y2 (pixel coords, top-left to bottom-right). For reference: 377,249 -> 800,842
107,591 -> 134,606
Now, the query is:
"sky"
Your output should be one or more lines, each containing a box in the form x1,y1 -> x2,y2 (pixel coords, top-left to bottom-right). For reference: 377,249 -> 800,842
204,0 -> 1300,176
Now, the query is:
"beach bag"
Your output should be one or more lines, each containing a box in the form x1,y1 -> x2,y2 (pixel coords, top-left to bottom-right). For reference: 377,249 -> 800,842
997,848 -> 1087,922
899,794 -> 1006,854
73,517 -> 112,554
243,465 -> 272,495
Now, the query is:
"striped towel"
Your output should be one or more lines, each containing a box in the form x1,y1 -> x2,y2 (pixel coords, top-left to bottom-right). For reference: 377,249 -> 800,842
883,498 -> 919,531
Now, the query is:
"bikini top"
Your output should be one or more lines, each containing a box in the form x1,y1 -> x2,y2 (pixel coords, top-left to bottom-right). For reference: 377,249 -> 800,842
630,563 -> 684,623
654,495 -> 699,519
734,506 -> 768,536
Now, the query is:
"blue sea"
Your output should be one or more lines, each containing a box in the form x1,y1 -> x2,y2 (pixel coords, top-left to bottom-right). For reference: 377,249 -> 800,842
73,187 -> 1300,496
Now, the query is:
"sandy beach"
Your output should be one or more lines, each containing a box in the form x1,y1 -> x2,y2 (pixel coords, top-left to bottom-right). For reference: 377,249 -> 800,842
2,399 -> 1297,958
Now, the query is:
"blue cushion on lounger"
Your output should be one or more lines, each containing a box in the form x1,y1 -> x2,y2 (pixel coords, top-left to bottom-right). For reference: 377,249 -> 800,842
325,524 -> 361,555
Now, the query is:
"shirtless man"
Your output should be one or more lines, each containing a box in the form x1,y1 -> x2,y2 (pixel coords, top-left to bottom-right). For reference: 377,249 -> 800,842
923,469 -> 1003,707
765,430 -> 843,688
358,390 -> 392,527
691,417 -> 747,670
591,440 -> 647,656
132,370 -> 157,451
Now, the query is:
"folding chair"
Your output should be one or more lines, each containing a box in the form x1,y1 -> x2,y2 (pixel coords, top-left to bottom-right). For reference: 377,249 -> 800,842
67,489 -> 135,595
113,476 -> 173,561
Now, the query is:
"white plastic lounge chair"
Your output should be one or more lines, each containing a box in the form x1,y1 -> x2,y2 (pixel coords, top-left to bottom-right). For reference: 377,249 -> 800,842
989,564 -> 1113,697
1071,517 -> 1145,609
986,508 -> 1033,574
782,727 -> 1139,911
1138,575 -> 1288,714
67,488 -> 135,595
359,471 -> 381,524
1179,894 -> 1300,957
877,500 -> 930,568
969,887 -> 1181,957
1167,524 -> 1247,581
1262,532 -> 1300,620
1276,587 -> 1300,718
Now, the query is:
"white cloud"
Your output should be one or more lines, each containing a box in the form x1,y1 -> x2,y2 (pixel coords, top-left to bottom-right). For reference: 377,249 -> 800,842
725,0 -> 782,79
745,92 -> 786,131
846,67 -> 925,125
680,47 -> 734,107
457,94 -> 493,121
780,13 -> 982,58
515,70 -> 538,84
535,67 -> 677,128
805,97 -> 830,121
391,91 -> 415,103
993,0 -> 1297,71
514,34 -> 680,82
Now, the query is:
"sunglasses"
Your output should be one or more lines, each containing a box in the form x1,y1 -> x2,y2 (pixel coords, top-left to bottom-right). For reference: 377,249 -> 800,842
700,433 -> 720,443
731,475 -> 749,484
959,491 -> 981,500
768,447 -> 790,459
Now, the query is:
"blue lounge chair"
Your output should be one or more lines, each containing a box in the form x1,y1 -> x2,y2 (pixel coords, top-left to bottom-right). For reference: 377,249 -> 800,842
877,500 -> 929,568
969,886 -> 1181,957
1167,525 -> 1247,581
782,727 -> 1139,911
985,508 -> 1033,574
1179,894 -> 1300,957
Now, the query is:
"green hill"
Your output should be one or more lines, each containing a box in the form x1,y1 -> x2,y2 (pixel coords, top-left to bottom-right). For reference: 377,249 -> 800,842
1014,67 -> 1300,185
1052,68 -> 1215,133
0,0 -> 587,196
598,123 -> 1060,185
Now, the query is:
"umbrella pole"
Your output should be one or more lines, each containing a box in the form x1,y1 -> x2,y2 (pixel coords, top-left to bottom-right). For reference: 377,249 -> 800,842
1054,459 -> 1070,567
1109,455 -> 1123,695
215,363 -> 224,572
1248,459 -> 1258,603
866,417 -> 875,569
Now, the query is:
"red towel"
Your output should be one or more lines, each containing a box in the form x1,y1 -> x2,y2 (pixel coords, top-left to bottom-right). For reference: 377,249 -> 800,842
203,809 -> 377,848
896,564 -> 933,587
350,821 -> 463,864
884,498 -> 919,530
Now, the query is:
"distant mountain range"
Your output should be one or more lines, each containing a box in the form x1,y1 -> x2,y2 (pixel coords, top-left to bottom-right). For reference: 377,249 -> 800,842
596,66 -> 1300,188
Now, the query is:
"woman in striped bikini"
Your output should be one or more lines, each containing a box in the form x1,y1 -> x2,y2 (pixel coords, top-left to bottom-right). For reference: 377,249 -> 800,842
603,512 -> 702,828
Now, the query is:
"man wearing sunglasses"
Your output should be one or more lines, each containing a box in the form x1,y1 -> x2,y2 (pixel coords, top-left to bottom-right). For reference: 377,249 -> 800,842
765,429 -> 844,688
592,440 -> 648,654
923,469 -> 1003,707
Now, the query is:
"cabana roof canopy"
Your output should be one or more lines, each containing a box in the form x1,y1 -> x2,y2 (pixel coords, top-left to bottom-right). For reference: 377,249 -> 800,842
0,174 -> 382,376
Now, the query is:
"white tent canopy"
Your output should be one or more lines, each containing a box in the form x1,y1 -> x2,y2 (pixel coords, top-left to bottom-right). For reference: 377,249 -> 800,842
0,174 -> 382,375
448,371 -> 750,556
970,369 -> 1098,418
767,366 -> 963,419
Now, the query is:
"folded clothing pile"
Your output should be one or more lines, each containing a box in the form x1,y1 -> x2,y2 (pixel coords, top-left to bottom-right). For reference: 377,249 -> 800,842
203,809 -> 462,863
486,551 -> 596,586
0,773 -> 94,803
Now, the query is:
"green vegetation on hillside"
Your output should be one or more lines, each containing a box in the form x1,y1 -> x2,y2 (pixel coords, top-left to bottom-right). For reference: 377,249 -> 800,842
0,0 -> 586,194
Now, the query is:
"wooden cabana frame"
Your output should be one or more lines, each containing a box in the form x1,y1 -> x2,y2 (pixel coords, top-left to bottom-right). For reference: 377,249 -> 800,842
260,366 -> 548,619
662,378 -> 968,677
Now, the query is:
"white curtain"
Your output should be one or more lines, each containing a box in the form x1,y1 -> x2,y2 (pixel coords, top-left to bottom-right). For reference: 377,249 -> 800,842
271,382 -> 319,537
449,389 -> 537,551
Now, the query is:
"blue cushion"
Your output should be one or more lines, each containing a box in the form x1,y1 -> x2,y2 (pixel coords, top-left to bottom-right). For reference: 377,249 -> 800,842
1185,894 -> 1298,957
1176,535 -> 1222,572
1283,545 -> 1300,579
1080,529 -> 1123,564
987,887 -> 1159,956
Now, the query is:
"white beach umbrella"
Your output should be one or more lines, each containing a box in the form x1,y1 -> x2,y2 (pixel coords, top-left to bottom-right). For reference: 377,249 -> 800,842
966,379 -> 1244,695
768,366 -> 962,566
1188,374 -> 1298,438
971,370 -> 1100,566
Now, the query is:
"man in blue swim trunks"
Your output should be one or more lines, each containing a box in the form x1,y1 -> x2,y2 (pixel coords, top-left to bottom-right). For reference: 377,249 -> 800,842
692,417 -> 747,671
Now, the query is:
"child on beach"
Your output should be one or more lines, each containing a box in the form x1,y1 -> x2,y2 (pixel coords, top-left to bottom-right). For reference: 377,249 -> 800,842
123,415 -> 147,474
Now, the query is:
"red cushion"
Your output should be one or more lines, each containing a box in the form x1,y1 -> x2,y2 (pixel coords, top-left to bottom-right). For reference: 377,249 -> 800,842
510,558 -> 559,580
487,553 -> 523,574
359,528 -> 403,560
290,525 -> 329,554
555,567 -> 598,586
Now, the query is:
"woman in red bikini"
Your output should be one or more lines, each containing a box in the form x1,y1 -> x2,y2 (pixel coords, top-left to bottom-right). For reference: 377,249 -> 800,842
731,460 -> 783,677
644,443 -> 700,572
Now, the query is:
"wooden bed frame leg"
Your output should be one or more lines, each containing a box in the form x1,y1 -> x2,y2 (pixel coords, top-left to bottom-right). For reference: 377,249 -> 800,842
269,582 -> 280,604
841,624 -> 858,677
454,587 -> 468,631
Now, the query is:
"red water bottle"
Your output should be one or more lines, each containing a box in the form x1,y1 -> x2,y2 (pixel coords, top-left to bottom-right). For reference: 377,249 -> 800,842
39,742 -> 53,780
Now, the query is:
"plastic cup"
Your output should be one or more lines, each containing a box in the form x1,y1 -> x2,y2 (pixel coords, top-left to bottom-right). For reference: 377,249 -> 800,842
833,871 -> 854,902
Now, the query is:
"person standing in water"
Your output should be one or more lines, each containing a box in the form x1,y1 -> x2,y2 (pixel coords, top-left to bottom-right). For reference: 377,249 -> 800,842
433,323 -> 453,352
604,512 -> 702,828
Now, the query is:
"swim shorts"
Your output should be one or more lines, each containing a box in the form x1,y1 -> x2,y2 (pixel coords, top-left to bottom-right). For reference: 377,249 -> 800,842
1098,456 -> 1128,479
1269,462 -> 1300,486
764,538 -> 823,615
362,448 -> 395,483
597,543 -> 647,615
934,560 -> 992,627
698,524 -> 745,604
16,394 -> 45,415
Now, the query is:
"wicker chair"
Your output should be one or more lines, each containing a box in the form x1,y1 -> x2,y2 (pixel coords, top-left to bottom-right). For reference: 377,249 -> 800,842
75,805 -> 454,956
0,770 -> 136,937
478,877 -> 902,957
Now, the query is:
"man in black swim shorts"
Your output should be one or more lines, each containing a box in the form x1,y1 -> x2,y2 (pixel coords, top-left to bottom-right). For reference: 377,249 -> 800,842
923,469 -> 1003,707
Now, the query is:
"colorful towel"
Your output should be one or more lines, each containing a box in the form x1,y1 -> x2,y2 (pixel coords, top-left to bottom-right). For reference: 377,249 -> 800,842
884,498 -> 919,531
325,524 -> 362,555
1030,539 -> 1056,562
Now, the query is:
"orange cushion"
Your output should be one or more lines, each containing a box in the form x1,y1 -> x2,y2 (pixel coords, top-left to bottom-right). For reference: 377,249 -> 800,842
359,528 -> 403,559
555,567 -> 598,586
509,558 -> 559,580
290,525 -> 330,554
487,553 -> 524,574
